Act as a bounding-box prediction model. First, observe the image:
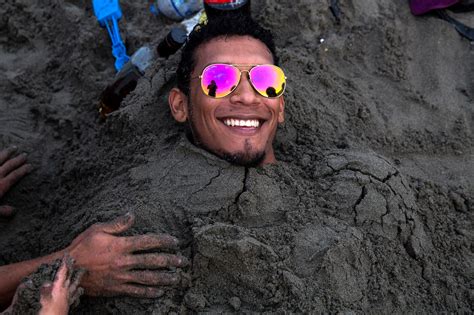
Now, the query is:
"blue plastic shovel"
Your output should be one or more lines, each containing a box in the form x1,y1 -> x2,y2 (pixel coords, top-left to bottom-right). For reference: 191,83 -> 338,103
92,0 -> 129,71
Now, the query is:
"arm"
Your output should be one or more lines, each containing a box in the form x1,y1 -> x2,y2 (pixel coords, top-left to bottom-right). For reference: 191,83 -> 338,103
0,250 -> 67,309
0,147 -> 187,307
0,213 -> 188,309
2,254 -> 85,315
0,146 -> 36,309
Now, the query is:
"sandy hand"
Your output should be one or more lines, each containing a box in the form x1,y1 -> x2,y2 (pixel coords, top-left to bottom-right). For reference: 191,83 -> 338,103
67,213 -> 188,298
0,147 -> 32,218
38,255 -> 85,315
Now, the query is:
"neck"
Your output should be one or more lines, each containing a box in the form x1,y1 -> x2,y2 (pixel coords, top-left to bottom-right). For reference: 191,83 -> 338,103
259,147 -> 277,166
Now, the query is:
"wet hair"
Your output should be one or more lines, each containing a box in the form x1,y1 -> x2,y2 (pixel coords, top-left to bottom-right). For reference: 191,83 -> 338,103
176,14 -> 279,96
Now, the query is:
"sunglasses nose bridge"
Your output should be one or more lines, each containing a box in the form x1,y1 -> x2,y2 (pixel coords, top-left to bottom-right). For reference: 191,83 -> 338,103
237,70 -> 254,89
230,69 -> 261,104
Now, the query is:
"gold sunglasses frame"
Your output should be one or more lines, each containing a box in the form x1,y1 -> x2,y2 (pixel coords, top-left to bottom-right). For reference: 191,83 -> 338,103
191,63 -> 287,99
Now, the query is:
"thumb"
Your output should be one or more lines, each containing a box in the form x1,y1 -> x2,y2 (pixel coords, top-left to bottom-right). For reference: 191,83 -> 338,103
100,212 -> 135,234
0,205 -> 15,218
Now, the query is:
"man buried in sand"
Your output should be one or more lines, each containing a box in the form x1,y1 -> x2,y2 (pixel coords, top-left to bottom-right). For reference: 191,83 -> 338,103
0,14 -> 285,312
168,14 -> 286,167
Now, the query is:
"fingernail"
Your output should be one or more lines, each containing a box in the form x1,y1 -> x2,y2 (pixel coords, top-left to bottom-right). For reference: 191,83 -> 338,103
10,146 -> 18,152
21,153 -> 28,158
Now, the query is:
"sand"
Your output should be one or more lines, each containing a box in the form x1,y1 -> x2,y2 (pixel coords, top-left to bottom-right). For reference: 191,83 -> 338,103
0,0 -> 473,313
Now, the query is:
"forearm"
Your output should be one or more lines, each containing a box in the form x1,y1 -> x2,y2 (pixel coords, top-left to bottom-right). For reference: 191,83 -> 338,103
0,249 -> 66,309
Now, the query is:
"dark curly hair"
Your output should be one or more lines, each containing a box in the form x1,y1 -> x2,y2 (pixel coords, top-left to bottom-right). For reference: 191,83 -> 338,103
176,14 -> 279,96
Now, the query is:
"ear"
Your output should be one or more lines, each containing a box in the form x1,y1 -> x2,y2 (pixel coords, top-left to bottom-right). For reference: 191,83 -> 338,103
278,96 -> 285,123
168,88 -> 189,122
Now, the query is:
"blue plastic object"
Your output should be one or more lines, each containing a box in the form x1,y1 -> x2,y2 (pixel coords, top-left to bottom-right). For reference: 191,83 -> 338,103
92,0 -> 129,71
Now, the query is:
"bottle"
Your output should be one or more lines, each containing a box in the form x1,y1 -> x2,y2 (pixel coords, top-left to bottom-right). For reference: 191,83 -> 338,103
150,0 -> 203,21
203,0 -> 251,19
98,27 -> 188,118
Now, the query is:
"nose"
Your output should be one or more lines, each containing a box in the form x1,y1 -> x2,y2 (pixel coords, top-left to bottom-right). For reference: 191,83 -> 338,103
229,72 -> 260,105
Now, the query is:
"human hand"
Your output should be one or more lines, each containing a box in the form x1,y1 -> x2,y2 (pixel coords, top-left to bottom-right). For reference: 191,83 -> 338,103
39,254 -> 85,315
0,147 -> 32,219
67,213 -> 188,298
0,255 -> 84,315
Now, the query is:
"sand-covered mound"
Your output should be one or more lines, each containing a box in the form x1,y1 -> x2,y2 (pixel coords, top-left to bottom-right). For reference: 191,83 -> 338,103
0,0 -> 472,313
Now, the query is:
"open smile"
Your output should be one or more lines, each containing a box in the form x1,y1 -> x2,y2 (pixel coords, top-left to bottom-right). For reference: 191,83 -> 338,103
223,118 -> 261,128
217,117 -> 267,135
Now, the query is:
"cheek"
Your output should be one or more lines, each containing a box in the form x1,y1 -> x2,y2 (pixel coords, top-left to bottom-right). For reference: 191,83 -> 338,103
267,101 -> 284,121
188,96 -> 220,133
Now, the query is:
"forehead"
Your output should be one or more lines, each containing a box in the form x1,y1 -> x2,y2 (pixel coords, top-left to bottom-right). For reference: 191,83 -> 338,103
193,36 -> 274,73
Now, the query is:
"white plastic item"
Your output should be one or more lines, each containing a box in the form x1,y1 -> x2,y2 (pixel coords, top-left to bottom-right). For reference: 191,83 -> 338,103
130,46 -> 154,74
155,0 -> 203,21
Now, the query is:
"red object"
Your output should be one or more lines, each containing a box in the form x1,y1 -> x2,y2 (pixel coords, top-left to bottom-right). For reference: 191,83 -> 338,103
204,0 -> 250,18
205,0 -> 237,3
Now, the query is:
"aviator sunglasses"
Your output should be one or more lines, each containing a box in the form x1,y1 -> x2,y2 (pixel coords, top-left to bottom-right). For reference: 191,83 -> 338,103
193,64 -> 287,98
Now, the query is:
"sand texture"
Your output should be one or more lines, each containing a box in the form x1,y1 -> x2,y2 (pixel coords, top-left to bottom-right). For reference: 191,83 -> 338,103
0,0 -> 473,313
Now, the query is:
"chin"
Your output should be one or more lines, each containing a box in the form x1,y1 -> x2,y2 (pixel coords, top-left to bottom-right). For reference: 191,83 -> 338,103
220,150 -> 266,167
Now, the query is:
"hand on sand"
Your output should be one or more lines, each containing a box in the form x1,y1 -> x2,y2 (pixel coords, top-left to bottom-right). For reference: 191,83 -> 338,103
0,255 -> 84,315
0,147 -> 32,219
67,213 -> 188,298
39,255 -> 85,315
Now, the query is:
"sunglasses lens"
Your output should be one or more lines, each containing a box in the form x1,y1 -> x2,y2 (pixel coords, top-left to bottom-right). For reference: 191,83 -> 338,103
250,65 -> 286,97
201,64 -> 240,98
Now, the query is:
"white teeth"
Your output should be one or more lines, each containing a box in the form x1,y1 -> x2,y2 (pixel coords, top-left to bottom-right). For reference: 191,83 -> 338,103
223,119 -> 260,128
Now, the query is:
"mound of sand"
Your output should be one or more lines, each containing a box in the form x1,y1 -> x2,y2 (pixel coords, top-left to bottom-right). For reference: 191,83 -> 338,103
0,0 -> 472,313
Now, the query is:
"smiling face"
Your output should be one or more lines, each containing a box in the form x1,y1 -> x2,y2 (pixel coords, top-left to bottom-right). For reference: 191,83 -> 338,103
169,36 -> 285,166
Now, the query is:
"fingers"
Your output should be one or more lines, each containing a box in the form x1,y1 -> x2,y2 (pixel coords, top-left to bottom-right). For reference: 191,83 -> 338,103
108,284 -> 164,299
99,212 -> 135,235
0,163 -> 32,199
0,146 -> 17,165
124,234 -> 180,252
39,255 -> 83,315
39,282 -> 54,302
121,270 -> 180,286
124,253 -> 189,269
0,163 -> 32,195
0,205 -> 15,218
53,255 -> 71,290
0,153 -> 27,178
70,287 -> 84,308
70,268 -> 86,294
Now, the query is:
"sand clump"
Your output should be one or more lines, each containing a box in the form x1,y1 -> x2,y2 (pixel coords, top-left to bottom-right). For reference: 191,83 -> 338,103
0,0 -> 473,313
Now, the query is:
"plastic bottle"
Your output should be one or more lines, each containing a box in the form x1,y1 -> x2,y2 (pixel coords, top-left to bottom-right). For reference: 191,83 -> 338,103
98,27 -> 188,118
151,0 -> 203,21
203,0 -> 251,19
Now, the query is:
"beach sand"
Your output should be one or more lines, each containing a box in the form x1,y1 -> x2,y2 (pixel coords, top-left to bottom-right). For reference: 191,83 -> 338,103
0,0 -> 472,313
